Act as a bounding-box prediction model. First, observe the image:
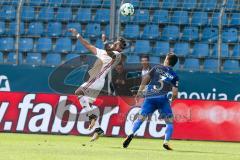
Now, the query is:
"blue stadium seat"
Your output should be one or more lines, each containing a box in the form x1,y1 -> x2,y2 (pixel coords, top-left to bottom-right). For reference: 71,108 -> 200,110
0,21 -> 5,35
127,0 -> 140,8
153,41 -> 169,56
104,25 -> 110,37
0,37 -> 14,51
182,0 -> 197,10
134,40 -> 151,54
126,55 -> 140,64
8,21 -> 24,35
102,0 -> 111,7
161,26 -> 179,41
133,10 -> 150,24
48,0 -> 63,7
191,12 -> 208,26
75,8 -> 91,23
225,0 -> 236,10
141,0 -> 159,9
211,13 -> 227,26
212,43 -> 229,58
203,59 -> 218,72
95,39 -> 104,49
38,7 -> 54,21
6,52 -> 23,64
83,0 -> 101,7
120,14 -> 132,23
149,56 -> 160,64
123,24 -> 139,39
171,11 -> 188,25
47,22 -> 62,37
201,0 -> 217,11
21,6 -> 35,21
27,22 -> 44,36
232,45 -> 240,58
183,58 -> 200,70
192,43 -> 209,57
65,53 -> 79,61
152,10 -> 169,24
94,9 -> 110,23
162,0 -> 177,9
202,27 -> 218,43
55,37 -> 72,53
141,25 -> 159,40
56,7 -> 72,22
65,0 -> 82,6
223,60 -> 239,72
222,28 -> 238,43
26,53 -> 42,65
36,37 -> 52,52
181,27 -> 198,41
173,42 -> 189,57
29,0 -> 45,6
85,23 -> 101,38
2,0 -> 19,5
0,6 -> 16,20
45,54 -> 61,66
74,39 -> 89,53
65,23 -> 82,36
230,13 -> 240,25
0,52 -> 3,63
19,38 -> 33,52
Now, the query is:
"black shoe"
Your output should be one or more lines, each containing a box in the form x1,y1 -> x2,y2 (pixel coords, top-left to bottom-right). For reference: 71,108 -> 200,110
123,134 -> 134,148
163,143 -> 173,150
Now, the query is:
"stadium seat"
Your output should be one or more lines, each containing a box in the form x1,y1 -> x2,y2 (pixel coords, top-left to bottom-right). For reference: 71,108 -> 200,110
55,37 -> 72,53
181,27 -> 198,41
192,43 -> 209,57
65,23 -> 82,36
29,0 -> 45,6
153,41 -> 169,56
26,53 -> 42,65
0,21 -> 5,35
83,0 -> 101,7
74,39 -> 89,54
162,0 -> 178,9
47,22 -> 62,37
223,60 -> 239,72
152,10 -> 169,24
202,27 -> 218,43
182,0 -> 197,10
0,52 -> 3,63
126,55 -> 140,64
225,0 -> 236,10
95,39 -> 104,49
134,40 -> 151,54
45,54 -> 61,66
222,28 -> 238,43
36,37 -> 52,52
102,0 -> 111,7
232,45 -> 240,58
56,7 -> 72,22
141,25 -> 159,40
230,13 -> 240,25
161,26 -> 179,41
94,9 -> 110,23
27,22 -> 44,36
149,56 -> 160,64
128,0 -> 140,8
171,11 -> 189,25
203,59 -> 218,72
141,0 -> 159,9
104,25 -> 110,37
212,43 -> 229,58
120,14 -> 132,23
183,58 -> 200,71
6,52 -> 23,64
65,53 -> 80,61
38,7 -> 54,21
48,0 -> 63,7
173,42 -> 189,57
191,12 -> 208,26
211,13 -> 227,26
19,38 -> 33,52
2,0 -> 19,5
85,23 -> 101,38
75,8 -> 91,23
21,6 -> 35,21
0,37 -> 14,51
0,6 -> 16,20
133,10 -> 150,24
201,0 -> 217,11
8,21 -> 24,35
65,0 -> 82,6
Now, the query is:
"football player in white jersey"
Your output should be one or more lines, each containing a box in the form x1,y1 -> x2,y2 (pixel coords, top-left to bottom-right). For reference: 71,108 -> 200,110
69,28 -> 126,141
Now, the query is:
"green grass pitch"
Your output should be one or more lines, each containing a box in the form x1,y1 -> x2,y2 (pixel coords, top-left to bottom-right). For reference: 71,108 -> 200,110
0,133 -> 239,160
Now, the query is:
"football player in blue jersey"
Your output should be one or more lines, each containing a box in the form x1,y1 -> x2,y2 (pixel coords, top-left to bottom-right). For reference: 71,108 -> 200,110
123,52 -> 179,150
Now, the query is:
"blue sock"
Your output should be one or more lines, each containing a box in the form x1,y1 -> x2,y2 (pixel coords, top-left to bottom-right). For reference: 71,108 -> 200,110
132,119 -> 143,135
164,123 -> 173,142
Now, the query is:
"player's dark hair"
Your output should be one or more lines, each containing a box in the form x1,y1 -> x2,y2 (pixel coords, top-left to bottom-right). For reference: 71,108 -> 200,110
167,52 -> 178,67
141,55 -> 149,61
118,37 -> 126,49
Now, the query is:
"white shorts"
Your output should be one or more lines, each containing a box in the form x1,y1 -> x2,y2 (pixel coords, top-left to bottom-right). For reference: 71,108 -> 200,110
80,78 -> 105,103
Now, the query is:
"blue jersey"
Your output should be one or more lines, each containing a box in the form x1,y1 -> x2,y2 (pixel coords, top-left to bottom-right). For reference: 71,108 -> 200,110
144,65 -> 179,97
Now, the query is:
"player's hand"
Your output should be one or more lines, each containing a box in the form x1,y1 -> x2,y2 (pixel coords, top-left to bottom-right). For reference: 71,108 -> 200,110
102,34 -> 107,42
68,28 -> 78,37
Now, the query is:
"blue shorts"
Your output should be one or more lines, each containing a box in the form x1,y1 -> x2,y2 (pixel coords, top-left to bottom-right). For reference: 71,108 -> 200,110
139,96 -> 173,119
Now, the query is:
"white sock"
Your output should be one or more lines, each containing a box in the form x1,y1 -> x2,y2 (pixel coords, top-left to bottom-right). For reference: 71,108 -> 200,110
79,96 -> 92,112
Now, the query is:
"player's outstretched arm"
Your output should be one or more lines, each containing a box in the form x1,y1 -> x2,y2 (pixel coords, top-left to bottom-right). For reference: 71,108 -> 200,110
171,87 -> 178,102
68,28 -> 97,55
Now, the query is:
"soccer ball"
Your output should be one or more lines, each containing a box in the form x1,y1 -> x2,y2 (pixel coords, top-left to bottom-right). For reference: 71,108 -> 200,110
120,3 -> 134,16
